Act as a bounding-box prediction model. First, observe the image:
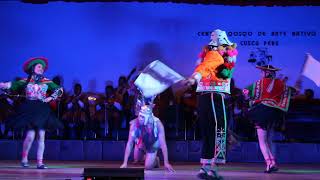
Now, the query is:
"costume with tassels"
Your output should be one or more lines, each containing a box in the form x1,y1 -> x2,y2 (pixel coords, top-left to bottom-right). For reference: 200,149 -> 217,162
246,65 -> 291,130
192,29 -> 238,167
121,60 -> 178,171
0,57 -> 63,169
2,58 -> 63,130
131,97 -> 160,153
244,64 -> 294,173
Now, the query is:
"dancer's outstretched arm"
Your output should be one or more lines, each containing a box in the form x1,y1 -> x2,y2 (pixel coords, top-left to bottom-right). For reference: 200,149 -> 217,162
158,121 -> 174,172
120,124 -> 135,168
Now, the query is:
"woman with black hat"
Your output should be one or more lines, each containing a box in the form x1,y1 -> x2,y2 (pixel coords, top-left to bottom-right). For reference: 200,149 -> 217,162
0,57 -> 63,169
243,64 -> 296,173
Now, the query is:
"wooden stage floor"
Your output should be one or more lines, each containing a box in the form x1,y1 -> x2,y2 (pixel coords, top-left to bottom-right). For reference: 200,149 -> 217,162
0,161 -> 319,180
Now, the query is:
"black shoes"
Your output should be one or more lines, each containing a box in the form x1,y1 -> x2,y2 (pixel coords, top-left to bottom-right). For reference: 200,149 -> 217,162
37,164 -> 48,169
21,162 -> 48,169
197,167 -> 223,180
197,167 -> 208,179
264,165 -> 279,173
207,170 -> 223,180
21,162 -> 29,168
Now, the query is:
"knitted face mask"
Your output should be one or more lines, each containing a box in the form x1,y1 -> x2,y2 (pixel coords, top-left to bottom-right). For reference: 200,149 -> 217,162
138,105 -> 153,125
213,29 -> 233,46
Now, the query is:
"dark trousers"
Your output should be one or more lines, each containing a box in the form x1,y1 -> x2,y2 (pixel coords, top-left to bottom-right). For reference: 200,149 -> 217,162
198,92 -> 227,164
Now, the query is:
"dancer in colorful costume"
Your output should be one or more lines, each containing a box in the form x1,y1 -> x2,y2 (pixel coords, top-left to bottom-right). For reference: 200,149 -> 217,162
120,60 -> 182,172
0,57 -> 63,169
243,65 -> 297,173
187,29 -> 238,179
120,97 -> 174,172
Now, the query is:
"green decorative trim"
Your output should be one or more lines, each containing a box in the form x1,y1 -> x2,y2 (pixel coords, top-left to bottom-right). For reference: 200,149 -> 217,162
10,80 -> 27,92
26,59 -> 47,70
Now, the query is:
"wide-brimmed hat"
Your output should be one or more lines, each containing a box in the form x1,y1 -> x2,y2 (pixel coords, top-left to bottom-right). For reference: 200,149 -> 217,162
23,57 -> 48,74
256,65 -> 281,71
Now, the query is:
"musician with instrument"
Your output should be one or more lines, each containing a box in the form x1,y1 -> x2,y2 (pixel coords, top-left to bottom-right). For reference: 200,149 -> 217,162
115,68 -> 137,129
0,91 -> 16,138
95,85 -> 122,139
62,83 -> 88,139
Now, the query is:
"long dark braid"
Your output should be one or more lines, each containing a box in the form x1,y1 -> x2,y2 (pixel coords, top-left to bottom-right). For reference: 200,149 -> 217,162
18,70 -> 33,97
15,64 -> 44,99
22,63 -> 45,92
2,65 -> 34,98
22,64 -> 36,90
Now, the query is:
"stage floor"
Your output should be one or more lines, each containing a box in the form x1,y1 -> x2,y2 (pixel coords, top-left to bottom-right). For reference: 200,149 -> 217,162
0,161 -> 319,180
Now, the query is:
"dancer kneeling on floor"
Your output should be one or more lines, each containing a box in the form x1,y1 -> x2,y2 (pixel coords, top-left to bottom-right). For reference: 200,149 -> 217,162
120,100 -> 174,172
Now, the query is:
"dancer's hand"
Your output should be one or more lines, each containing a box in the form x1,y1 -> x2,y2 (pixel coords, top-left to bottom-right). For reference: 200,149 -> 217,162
242,89 -> 249,95
243,88 -> 249,96
0,82 -> 8,89
183,77 -> 196,86
294,78 -> 302,93
242,89 -> 250,100
120,163 -> 127,168
44,97 -> 53,103
164,163 -> 175,172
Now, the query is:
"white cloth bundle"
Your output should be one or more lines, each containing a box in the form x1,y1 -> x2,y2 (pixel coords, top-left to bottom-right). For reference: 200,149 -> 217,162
134,60 -> 184,97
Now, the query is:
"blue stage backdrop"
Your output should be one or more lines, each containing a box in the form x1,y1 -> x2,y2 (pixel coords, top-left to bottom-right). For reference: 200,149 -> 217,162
0,2 -> 319,97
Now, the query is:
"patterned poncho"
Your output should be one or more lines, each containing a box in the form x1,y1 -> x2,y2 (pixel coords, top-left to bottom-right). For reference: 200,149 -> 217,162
247,78 -> 291,112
